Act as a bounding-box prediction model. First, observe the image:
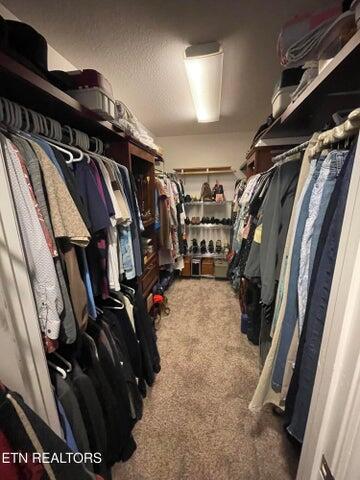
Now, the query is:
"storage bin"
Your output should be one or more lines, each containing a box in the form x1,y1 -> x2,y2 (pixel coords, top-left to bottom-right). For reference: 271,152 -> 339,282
67,87 -> 115,121
181,256 -> 191,277
191,259 -> 201,277
214,259 -> 228,278
201,258 -> 214,276
271,67 -> 303,118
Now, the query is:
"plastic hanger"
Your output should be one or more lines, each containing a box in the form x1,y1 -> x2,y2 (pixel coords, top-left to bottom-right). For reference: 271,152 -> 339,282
104,295 -> 125,310
48,360 -> 67,379
50,352 -> 73,373
83,332 -> 99,361
120,283 -> 135,295
34,134 -> 83,163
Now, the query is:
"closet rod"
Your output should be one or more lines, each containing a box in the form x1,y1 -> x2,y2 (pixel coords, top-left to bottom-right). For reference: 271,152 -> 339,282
310,107 -> 360,157
272,140 -> 310,163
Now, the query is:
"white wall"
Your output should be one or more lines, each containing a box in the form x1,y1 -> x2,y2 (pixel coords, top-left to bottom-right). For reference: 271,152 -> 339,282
0,3 -> 77,71
158,131 -> 251,172
158,131 -> 251,198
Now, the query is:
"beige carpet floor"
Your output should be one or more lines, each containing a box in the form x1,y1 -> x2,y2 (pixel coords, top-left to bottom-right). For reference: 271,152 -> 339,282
113,278 -> 298,480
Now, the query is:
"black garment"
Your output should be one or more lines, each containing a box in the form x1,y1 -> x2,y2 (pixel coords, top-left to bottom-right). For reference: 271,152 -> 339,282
101,319 -> 143,421
52,373 -> 92,469
133,286 -> 161,383
80,330 -> 136,464
100,299 -> 142,379
70,361 -> 108,477
259,291 -> 277,367
0,389 -> 93,480
238,221 -> 256,277
245,280 -> 262,345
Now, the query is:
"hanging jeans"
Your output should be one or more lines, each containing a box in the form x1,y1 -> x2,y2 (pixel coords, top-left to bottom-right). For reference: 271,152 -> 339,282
297,150 -> 348,332
119,225 -> 136,280
285,142 -> 356,443
272,158 -> 323,391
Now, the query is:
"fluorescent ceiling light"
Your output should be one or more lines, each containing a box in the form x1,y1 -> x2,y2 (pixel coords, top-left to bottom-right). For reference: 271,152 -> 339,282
184,42 -> 223,123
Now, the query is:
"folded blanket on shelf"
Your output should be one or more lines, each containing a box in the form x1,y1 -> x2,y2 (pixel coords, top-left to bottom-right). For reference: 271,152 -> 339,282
114,100 -> 161,153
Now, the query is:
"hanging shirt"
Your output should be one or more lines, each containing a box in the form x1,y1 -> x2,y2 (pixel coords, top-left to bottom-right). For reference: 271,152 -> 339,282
11,136 -> 78,345
73,161 -> 111,233
1,136 -> 63,340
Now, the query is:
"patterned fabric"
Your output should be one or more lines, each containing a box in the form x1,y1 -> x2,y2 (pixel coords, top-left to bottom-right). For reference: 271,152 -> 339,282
2,136 -> 63,340
29,140 -> 90,247
11,136 -> 77,345
19,155 -> 58,257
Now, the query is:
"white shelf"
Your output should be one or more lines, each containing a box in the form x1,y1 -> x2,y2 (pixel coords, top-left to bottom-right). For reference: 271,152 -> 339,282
184,201 -> 231,206
186,224 -> 232,229
185,253 -> 226,259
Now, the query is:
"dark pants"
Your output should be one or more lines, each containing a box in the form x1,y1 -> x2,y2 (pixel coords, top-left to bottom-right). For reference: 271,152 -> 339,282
245,280 -> 262,345
260,289 -> 277,367
285,141 -> 357,443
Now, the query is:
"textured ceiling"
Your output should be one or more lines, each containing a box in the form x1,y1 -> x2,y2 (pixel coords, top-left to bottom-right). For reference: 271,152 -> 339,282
3,0 -> 333,136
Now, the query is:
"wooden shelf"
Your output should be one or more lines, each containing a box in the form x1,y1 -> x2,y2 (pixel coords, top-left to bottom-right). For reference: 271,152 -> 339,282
0,50 -> 126,143
0,50 -> 162,159
174,166 -> 235,175
259,30 -> 360,140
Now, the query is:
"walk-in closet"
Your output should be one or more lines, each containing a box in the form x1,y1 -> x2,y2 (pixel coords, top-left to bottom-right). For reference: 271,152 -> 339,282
0,1 -> 360,479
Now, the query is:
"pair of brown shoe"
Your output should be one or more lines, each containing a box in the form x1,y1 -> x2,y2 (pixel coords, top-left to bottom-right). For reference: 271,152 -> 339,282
191,217 -> 201,225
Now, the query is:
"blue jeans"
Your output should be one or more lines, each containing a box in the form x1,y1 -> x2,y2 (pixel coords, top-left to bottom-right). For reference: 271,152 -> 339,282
119,225 -> 136,280
297,150 -> 348,332
308,151 -> 347,272
272,157 -> 324,392
286,142 -> 356,443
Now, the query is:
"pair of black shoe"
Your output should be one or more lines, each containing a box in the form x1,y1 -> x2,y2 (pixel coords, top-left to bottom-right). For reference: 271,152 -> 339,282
201,217 -> 232,225
190,238 -> 199,254
220,218 -> 233,225
201,216 -> 219,224
200,239 -> 207,254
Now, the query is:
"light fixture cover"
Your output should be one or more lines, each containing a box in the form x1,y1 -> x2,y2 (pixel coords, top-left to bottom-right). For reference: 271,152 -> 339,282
184,42 -> 223,123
